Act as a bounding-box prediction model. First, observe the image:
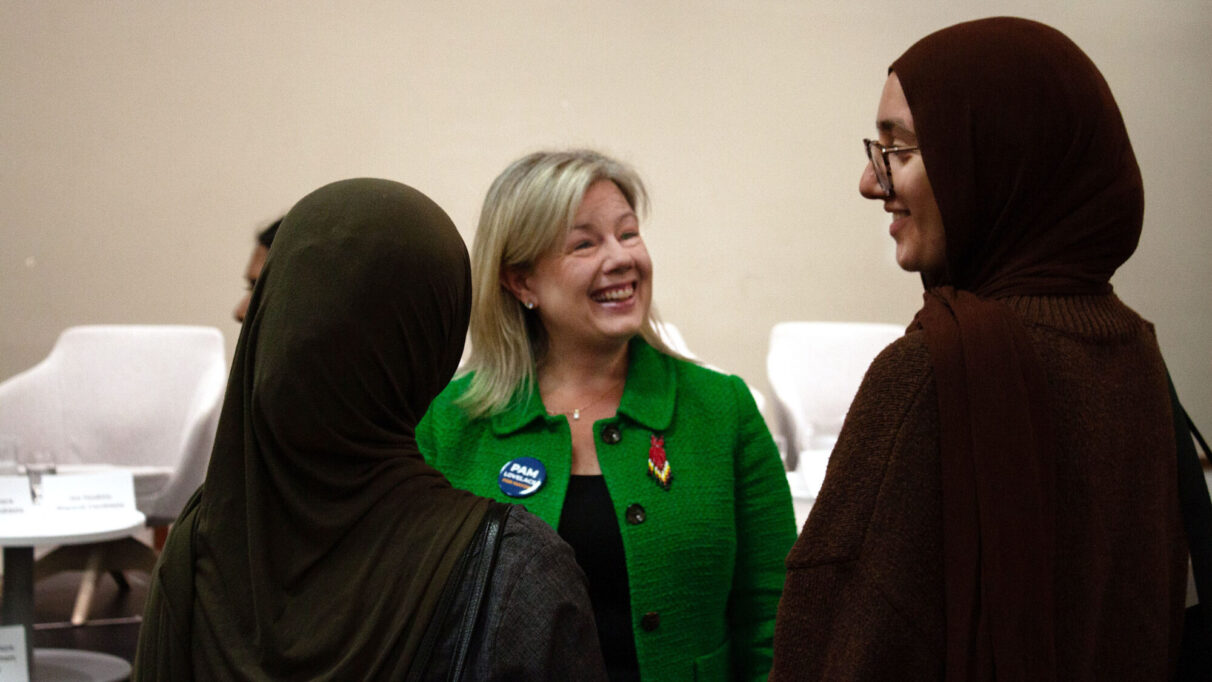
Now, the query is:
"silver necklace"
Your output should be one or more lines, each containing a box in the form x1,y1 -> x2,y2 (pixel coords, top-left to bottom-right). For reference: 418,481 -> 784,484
547,379 -> 624,421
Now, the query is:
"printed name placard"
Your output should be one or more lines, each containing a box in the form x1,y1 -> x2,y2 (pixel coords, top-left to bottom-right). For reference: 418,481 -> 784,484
0,477 -> 34,518
38,470 -> 136,514
0,625 -> 29,682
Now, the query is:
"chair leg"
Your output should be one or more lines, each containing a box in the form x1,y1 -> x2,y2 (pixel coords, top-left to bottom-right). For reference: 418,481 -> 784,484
108,570 -> 130,591
71,550 -> 103,626
36,537 -> 160,626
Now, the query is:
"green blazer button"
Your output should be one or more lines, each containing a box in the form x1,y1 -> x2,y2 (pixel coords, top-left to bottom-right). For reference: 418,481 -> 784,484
625,503 -> 646,525
640,611 -> 660,631
601,424 -> 622,444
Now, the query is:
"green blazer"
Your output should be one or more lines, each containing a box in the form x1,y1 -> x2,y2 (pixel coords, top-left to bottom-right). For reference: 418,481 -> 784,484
418,339 -> 796,681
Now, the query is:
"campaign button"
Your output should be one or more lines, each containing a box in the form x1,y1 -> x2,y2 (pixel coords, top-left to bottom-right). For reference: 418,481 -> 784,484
498,457 -> 547,498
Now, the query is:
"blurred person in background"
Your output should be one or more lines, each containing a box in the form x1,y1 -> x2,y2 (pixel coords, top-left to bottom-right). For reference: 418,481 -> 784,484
233,217 -> 280,323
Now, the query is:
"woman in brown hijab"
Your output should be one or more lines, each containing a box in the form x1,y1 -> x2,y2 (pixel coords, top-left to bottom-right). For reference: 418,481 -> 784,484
772,18 -> 1187,681
134,178 -> 605,680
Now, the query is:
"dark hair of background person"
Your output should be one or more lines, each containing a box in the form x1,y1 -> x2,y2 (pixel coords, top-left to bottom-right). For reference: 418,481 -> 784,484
257,218 -> 281,248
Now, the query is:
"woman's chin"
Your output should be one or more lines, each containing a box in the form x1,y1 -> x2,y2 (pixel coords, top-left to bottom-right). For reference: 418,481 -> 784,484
588,317 -> 646,348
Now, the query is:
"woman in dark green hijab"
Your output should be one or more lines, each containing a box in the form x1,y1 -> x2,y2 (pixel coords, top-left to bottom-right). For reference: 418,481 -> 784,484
135,178 -> 605,680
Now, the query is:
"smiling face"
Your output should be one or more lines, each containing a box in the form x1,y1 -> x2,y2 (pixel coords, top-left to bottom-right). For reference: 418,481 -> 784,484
859,73 -> 947,281
504,179 -> 652,354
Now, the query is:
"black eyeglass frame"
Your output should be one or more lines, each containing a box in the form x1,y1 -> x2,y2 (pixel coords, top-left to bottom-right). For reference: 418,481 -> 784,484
863,138 -> 920,197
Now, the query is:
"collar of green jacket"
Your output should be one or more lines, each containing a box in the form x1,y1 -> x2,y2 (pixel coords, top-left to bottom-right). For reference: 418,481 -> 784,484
490,338 -> 676,435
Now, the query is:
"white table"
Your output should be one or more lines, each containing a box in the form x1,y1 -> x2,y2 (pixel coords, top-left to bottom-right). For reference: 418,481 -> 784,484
0,509 -> 145,681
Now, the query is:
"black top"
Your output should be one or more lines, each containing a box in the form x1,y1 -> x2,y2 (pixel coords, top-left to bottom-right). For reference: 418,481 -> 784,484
559,475 -> 640,682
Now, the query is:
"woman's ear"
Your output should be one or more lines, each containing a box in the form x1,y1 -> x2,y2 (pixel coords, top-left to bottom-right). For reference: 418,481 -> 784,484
500,266 -> 534,307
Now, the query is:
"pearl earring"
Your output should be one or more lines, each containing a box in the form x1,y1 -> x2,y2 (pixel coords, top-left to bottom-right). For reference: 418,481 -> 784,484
525,301 -> 536,310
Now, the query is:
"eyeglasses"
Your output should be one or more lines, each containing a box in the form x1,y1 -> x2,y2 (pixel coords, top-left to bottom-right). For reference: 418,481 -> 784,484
863,138 -> 920,197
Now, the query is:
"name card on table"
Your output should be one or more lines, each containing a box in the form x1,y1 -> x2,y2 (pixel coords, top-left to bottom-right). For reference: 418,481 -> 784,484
0,625 -> 29,682
0,477 -> 34,518
38,470 -> 136,514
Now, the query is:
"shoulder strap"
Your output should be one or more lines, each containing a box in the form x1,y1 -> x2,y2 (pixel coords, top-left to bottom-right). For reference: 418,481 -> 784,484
1168,373 -> 1212,655
447,502 -> 512,681
404,502 -> 514,682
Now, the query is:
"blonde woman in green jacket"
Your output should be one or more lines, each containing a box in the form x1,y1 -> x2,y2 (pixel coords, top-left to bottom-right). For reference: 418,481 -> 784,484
417,150 -> 796,681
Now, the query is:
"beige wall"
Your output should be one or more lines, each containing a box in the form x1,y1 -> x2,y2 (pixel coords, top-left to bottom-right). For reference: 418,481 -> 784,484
3,0 -> 1209,429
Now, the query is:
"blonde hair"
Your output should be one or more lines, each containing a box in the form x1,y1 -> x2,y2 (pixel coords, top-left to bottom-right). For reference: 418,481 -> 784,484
458,149 -> 678,418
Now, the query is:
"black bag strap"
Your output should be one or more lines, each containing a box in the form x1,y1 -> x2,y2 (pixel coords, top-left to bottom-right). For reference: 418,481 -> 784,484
1168,373 -> 1212,647
446,502 -> 512,681
405,502 -> 514,682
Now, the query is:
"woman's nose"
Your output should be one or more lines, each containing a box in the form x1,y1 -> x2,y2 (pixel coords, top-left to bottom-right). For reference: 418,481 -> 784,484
602,237 -> 634,272
859,160 -> 885,200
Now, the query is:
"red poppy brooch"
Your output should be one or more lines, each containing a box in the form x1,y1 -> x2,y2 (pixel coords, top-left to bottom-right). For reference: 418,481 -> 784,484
648,434 -> 672,490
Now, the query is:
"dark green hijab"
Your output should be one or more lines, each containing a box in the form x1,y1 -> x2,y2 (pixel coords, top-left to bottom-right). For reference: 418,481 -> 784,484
136,178 -> 489,680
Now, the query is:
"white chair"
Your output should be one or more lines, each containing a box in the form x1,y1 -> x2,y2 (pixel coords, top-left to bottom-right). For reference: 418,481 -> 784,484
766,321 -> 904,525
0,325 -> 226,623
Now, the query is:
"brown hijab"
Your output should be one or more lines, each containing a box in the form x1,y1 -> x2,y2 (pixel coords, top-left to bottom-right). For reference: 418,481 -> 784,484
894,18 -> 1144,680
136,179 -> 490,680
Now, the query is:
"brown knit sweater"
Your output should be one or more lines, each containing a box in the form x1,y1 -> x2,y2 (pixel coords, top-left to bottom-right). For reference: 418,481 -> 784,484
771,295 -> 1187,680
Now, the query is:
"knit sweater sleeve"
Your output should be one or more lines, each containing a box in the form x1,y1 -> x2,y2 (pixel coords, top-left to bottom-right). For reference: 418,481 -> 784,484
771,332 -> 945,681
726,374 -> 798,681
